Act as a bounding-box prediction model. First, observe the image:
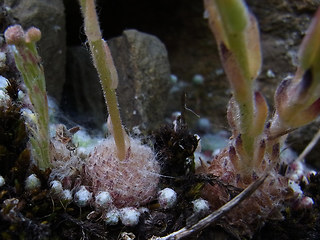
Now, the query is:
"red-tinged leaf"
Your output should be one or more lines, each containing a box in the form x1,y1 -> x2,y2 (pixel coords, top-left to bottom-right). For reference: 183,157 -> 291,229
271,143 -> 280,164
252,92 -> 268,136
214,0 -> 248,34
290,69 -> 313,105
245,13 -> 261,80
219,43 -> 250,101
298,7 -> 320,70
229,145 -> 239,169
204,0 -> 229,46
254,139 -> 266,169
235,134 -> 245,159
227,97 -> 240,135
274,78 -> 291,117
289,97 -> 320,127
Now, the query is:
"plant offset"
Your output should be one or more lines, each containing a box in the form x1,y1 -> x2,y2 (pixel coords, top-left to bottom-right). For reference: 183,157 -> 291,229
0,0 -> 320,239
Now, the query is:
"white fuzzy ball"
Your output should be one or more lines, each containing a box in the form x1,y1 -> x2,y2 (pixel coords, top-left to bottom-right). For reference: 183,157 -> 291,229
95,191 -> 113,208
84,138 -> 160,208
158,188 -> 177,209
192,198 -> 210,213
74,186 -> 92,207
299,196 -> 314,209
0,175 -> 5,187
288,180 -> 303,198
104,209 -> 120,225
119,207 -> 141,226
50,180 -> 63,195
61,189 -> 73,202
25,174 -> 41,191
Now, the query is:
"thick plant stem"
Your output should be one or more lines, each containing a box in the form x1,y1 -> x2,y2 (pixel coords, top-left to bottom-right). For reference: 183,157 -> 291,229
79,0 -> 126,160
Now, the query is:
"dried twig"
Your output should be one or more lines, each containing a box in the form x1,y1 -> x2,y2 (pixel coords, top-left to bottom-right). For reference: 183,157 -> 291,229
151,171 -> 269,240
295,127 -> 320,163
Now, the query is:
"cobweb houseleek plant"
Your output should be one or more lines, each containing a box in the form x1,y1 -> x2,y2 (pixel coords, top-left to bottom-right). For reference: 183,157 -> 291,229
77,0 -> 160,208
204,0 -> 320,178
198,0 -> 320,237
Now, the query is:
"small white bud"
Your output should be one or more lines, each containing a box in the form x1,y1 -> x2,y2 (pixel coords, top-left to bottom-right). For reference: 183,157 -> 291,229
18,90 -> 25,100
192,198 -> 210,213
299,196 -> 314,209
95,191 -> 113,208
158,188 -> 177,209
50,180 -> 63,195
74,186 -> 92,207
0,90 -> 10,103
25,174 -> 41,191
0,76 -> 8,89
138,207 -> 149,214
266,69 -> 275,78
61,189 -> 73,202
119,207 -> 141,226
104,209 -> 120,225
288,180 -> 303,198
0,175 -> 5,187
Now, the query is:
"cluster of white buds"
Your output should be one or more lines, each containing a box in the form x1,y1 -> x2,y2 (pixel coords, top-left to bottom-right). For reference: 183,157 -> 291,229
288,179 -> 314,209
50,180 -> 63,195
49,180 -> 72,203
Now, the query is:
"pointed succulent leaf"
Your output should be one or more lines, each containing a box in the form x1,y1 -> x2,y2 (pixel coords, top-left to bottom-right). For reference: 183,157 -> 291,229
287,97 -> 320,128
214,0 -> 248,35
298,7 -> 320,70
245,14 -> 262,80
251,92 -> 268,136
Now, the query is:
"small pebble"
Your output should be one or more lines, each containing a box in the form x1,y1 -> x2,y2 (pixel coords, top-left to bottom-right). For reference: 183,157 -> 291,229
192,74 -> 204,85
266,69 -> 275,78
170,74 -> 178,84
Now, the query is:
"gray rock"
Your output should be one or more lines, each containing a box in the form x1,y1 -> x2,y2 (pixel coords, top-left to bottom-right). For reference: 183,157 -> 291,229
64,29 -> 171,133
4,0 -> 66,103
109,29 -> 171,132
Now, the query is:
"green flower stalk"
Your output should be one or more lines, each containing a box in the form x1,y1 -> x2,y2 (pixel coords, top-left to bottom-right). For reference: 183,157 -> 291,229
78,0 -> 126,160
201,1 -> 320,235
4,25 -> 50,170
